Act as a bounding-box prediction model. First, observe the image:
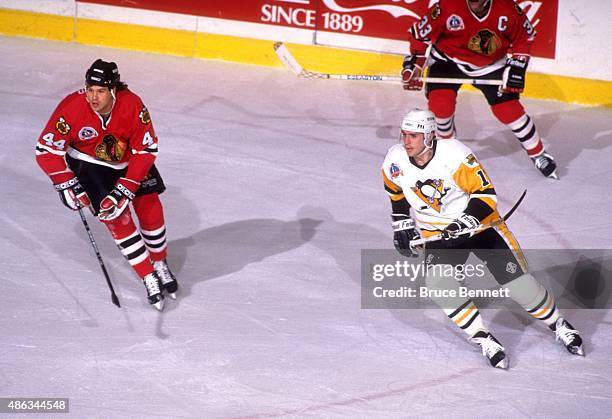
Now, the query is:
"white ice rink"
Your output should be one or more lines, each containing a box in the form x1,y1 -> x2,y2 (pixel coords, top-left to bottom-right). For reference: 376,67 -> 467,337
1,36 -> 612,417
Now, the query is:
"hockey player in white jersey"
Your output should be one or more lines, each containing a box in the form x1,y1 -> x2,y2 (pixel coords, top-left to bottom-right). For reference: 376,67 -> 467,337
381,109 -> 583,368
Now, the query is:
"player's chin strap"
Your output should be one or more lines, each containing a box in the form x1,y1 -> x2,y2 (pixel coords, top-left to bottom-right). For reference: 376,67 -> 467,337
412,133 -> 435,159
410,189 -> 527,247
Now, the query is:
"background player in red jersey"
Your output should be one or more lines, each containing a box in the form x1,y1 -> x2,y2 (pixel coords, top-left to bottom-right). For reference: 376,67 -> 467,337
35,59 -> 178,310
402,0 -> 558,179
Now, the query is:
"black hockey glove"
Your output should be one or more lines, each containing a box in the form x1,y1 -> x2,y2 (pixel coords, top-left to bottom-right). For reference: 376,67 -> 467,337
54,176 -> 91,211
502,55 -> 529,94
392,214 -> 421,257
441,214 -> 480,248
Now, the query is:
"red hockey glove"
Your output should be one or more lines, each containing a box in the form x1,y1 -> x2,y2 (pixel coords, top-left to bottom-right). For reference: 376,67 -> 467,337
502,55 -> 529,94
401,55 -> 426,91
99,177 -> 138,221
441,214 -> 480,247
54,177 -> 91,211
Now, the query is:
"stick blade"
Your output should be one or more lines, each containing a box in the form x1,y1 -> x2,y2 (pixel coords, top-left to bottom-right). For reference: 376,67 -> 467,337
111,293 -> 121,308
273,42 -> 303,75
502,189 -> 527,222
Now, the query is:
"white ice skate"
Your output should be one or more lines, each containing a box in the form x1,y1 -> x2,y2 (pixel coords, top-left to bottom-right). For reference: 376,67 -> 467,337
471,331 -> 508,369
153,260 -> 178,300
554,318 -> 584,356
143,272 -> 164,311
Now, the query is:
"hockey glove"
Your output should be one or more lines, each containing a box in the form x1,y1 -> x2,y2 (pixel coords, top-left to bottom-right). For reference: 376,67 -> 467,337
54,177 -> 91,211
99,177 -> 138,221
441,214 -> 480,247
401,55 -> 426,91
502,55 -> 529,94
392,214 -> 421,257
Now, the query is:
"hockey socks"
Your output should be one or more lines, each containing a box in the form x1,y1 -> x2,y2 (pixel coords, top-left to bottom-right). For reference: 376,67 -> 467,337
491,100 -> 558,178
444,300 -> 485,337
491,100 -> 550,157
505,273 -> 559,326
428,89 -> 457,139
103,211 -> 154,278
133,193 -> 168,261
423,267 -> 487,336
141,225 -> 168,261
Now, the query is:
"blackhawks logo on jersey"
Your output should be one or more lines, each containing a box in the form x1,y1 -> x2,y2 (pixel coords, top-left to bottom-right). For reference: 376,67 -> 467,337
139,106 -> 151,125
95,134 -> 126,162
467,29 -> 502,56
411,179 -> 449,213
55,116 -> 71,135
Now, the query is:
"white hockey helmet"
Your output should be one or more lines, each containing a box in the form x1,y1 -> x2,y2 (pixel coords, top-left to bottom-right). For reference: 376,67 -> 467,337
400,108 -> 436,135
400,108 -> 436,148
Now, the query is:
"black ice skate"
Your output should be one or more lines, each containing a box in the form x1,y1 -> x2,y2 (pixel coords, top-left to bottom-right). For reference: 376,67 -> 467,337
143,272 -> 164,311
153,260 -> 178,299
552,318 -> 584,356
531,152 -> 558,179
471,331 -> 508,369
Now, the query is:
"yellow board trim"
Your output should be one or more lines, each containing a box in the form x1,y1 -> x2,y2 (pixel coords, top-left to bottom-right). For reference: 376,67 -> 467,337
1,8 -> 611,107
0,8 -> 73,41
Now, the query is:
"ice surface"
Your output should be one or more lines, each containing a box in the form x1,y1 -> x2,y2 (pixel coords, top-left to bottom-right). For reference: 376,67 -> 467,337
1,36 -> 611,417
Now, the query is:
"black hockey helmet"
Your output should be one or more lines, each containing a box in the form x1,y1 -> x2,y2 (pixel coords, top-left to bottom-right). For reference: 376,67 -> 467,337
85,59 -> 120,89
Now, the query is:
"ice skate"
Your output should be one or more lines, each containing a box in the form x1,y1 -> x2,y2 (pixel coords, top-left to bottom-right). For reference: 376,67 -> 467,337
471,331 -> 508,369
553,318 -> 584,356
531,152 -> 558,179
153,259 -> 178,299
143,272 -> 164,311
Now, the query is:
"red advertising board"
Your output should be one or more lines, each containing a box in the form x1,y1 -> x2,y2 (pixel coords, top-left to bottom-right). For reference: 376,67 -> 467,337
77,0 -> 557,58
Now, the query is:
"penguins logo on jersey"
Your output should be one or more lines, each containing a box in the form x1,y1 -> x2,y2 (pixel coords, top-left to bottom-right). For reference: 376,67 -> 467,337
411,179 -> 449,212
467,29 -> 502,56
139,106 -> 151,125
55,116 -> 71,135
95,134 -> 126,162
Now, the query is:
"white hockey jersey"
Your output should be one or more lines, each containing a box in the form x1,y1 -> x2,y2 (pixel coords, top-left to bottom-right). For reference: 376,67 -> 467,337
382,140 -> 500,236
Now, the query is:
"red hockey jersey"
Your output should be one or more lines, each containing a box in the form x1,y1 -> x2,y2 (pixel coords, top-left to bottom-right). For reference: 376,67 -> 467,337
409,0 -> 535,75
36,88 -> 158,185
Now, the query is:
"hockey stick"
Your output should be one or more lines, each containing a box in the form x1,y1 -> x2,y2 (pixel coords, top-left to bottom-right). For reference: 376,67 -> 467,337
78,208 -> 121,308
410,189 -> 527,247
273,42 -> 502,86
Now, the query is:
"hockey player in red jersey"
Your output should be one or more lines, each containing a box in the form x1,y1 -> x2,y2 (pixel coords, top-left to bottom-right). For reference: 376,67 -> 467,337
35,59 -> 178,310
382,109 -> 582,368
401,0 -> 558,179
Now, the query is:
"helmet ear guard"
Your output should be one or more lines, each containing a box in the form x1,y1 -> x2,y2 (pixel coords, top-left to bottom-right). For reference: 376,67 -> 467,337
85,59 -> 120,89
